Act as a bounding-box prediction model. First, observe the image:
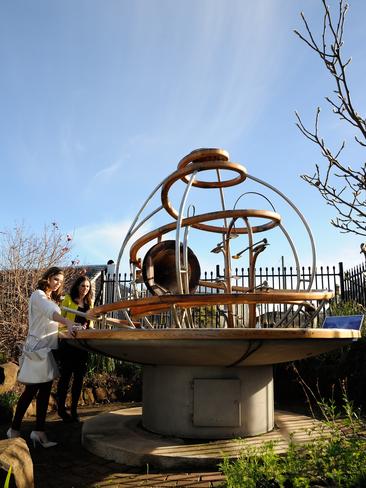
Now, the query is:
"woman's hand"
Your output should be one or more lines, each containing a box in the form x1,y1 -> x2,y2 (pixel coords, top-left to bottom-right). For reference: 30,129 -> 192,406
67,321 -> 77,337
65,319 -> 84,337
53,311 -> 79,337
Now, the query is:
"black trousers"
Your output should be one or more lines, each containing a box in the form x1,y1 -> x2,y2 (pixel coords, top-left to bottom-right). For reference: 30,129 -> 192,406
56,342 -> 89,413
12,380 -> 53,431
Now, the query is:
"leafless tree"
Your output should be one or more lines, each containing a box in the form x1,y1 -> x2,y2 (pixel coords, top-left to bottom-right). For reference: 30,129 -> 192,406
294,0 -> 366,236
0,222 -> 78,361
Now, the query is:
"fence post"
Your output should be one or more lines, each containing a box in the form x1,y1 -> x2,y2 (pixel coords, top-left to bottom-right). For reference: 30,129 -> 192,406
216,264 -> 220,279
338,262 -> 345,300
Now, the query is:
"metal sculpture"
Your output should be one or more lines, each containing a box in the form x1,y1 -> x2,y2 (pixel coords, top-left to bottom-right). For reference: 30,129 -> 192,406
66,148 -> 361,439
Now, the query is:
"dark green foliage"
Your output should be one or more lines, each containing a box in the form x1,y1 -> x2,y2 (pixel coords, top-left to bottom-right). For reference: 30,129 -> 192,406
115,361 -> 142,401
328,300 -> 366,325
264,303 -> 366,486
86,354 -> 142,382
0,391 -> 19,410
86,352 -> 117,375
275,301 -> 366,412
221,396 -> 366,487
84,354 -> 142,402
220,442 -> 284,488
0,391 -> 19,423
276,338 -> 366,413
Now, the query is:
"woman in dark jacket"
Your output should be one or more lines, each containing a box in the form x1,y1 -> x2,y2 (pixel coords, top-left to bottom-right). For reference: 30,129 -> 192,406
57,275 -> 94,422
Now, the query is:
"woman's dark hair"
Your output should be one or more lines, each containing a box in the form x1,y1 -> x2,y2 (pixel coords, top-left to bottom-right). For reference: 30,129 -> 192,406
37,266 -> 64,303
70,276 -> 93,307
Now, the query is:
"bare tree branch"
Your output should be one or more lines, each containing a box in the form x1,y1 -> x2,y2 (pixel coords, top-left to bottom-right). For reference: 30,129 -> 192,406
295,0 -> 366,236
0,223 -> 80,361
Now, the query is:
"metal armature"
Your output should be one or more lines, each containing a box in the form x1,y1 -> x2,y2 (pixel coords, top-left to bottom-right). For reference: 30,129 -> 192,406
99,148 -> 330,330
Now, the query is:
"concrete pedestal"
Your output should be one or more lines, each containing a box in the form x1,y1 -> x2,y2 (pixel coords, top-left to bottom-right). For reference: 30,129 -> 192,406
82,407 -> 325,469
142,364 -> 273,439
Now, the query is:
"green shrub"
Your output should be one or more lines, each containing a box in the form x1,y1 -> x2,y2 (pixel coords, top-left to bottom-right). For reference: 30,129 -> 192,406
220,395 -> 366,487
329,300 -> 366,336
0,391 -> 19,410
84,356 -> 142,402
275,299 -> 366,412
221,441 -> 285,488
329,299 -> 366,317
0,391 -> 19,424
86,353 -> 117,376
221,432 -> 366,487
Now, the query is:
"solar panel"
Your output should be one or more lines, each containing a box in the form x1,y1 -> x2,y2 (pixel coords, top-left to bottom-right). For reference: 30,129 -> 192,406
322,314 -> 364,331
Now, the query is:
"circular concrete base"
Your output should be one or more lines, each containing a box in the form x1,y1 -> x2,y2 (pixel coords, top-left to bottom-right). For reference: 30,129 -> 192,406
81,406 -> 325,470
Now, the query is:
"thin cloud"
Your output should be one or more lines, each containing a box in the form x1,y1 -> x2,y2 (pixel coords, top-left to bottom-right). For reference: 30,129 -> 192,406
84,160 -> 123,197
72,220 -> 132,266
142,1 -> 288,144
94,161 -> 121,180
71,218 -> 153,270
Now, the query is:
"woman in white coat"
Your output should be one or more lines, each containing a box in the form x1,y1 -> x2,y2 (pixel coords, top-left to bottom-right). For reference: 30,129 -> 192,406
7,267 -> 78,448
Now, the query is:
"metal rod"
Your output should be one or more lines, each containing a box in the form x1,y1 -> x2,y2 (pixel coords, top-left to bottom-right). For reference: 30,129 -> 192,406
247,173 -> 316,291
175,171 -> 197,294
61,306 -> 136,329
115,174 -> 171,298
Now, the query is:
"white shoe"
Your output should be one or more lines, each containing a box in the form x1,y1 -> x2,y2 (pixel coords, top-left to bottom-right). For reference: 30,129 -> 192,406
30,431 -> 57,448
6,428 -> 21,439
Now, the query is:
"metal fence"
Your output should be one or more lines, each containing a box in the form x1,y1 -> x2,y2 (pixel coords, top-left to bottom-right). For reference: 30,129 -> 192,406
341,261 -> 366,306
95,263 -> 348,328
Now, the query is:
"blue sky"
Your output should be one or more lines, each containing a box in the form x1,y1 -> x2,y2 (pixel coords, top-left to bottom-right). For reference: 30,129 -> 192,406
1,0 -> 365,273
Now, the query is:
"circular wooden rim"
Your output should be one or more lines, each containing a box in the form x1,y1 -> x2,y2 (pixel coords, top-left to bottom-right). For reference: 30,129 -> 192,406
177,160 -> 245,188
161,163 -> 247,215
129,209 -> 281,264
62,327 -> 360,341
161,161 -> 280,234
178,148 -> 230,170
177,160 -> 241,187
93,290 -> 334,318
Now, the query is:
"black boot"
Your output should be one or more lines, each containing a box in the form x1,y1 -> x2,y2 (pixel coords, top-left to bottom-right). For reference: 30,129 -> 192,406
70,407 -> 80,423
57,406 -> 73,423
56,367 -> 73,423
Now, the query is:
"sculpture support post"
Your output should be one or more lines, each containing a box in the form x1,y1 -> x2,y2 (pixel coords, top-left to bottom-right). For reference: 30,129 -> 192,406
142,364 -> 274,439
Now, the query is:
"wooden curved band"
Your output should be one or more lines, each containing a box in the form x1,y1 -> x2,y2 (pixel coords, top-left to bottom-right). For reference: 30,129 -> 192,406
161,164 -> 278,234
130,209 -> 281,265
175,160 -> 243,187
93,290 -> 334,319
178,148 -> 230,170
161,163 -> 247,223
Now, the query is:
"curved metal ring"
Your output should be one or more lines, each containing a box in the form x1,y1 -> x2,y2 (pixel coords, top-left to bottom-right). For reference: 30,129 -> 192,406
177,148 -> 231,186
178,147 -> 229,168
130,209 -> 281,265
162,162 -> 247,206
